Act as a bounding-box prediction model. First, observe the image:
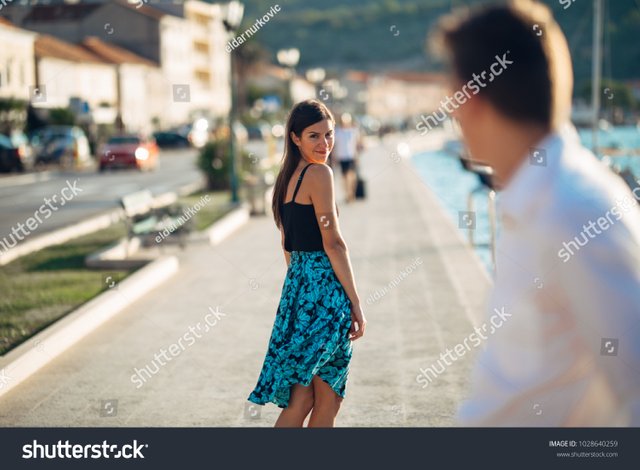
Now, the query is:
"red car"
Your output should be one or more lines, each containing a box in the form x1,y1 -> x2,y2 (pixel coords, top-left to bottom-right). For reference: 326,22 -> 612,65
99,135 -> 158,172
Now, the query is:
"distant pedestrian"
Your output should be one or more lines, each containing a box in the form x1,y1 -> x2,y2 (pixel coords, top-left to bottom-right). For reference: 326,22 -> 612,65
332,113 -> 362,203
432,0 -> 640,426
247,99 -> 366,427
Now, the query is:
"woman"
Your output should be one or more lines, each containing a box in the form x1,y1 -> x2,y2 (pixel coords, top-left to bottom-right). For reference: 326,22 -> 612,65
247,99 -> 366,427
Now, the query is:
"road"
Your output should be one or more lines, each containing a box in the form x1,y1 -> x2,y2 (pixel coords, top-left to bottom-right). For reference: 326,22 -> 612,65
0,148 -> 204,244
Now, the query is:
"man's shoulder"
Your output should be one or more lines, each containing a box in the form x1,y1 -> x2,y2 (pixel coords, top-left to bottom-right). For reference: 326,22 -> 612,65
542,141 -> 640,237
553,142 -> 628,210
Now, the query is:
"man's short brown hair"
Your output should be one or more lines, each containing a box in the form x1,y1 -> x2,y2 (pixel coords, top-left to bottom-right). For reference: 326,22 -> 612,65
431,0 -> 573,130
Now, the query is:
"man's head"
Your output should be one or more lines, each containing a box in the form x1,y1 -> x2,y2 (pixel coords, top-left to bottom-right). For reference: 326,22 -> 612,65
432,0 -> 573,176
338,112 -> 353,127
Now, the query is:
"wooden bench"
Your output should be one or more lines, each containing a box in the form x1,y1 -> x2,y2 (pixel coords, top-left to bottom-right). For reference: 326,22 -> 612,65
120,190 -> 194,249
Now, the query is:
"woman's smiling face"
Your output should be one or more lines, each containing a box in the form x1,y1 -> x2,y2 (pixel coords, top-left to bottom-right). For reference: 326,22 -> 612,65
291,118 -> 334,164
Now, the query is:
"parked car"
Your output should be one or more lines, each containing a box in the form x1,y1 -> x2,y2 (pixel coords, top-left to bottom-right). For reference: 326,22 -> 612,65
0,134 -> 31,173
153,131 -> 190,149
32,126 -> 91,169
9,131 -> 34,167
98,134 -> 159,172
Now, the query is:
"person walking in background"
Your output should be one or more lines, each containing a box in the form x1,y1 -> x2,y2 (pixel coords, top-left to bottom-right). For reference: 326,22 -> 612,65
431,0 -> 640,426
247,99 -> 366,428
332,113 -> 363,203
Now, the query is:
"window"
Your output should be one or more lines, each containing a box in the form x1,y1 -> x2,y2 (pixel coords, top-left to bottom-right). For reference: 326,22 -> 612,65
195,69 -> 210,84
6,59 -> 12,86
194,13 -> 209,26
107,136 -> 141,145
194,41 -> 209,53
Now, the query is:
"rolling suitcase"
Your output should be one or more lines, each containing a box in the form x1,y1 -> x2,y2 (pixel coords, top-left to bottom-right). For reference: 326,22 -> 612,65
355,174 -> 366,199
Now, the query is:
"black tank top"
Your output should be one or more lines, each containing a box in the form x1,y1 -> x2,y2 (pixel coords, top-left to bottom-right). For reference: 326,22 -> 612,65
281,163 -> 325,252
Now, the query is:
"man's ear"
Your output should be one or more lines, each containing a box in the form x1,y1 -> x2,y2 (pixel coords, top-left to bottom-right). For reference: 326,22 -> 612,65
460,90 -> 483,116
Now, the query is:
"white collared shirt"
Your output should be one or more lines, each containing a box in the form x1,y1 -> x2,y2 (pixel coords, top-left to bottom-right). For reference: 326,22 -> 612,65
456,124 -> 640,426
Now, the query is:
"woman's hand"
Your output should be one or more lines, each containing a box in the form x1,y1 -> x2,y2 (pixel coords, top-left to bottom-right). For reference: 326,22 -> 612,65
348,304 -> 366,341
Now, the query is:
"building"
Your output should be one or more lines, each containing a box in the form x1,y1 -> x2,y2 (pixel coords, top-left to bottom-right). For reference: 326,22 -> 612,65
0,17 -> 36,101
6,0 -> 232,127
81,37 -> 166,133
356,71 -> 447,125
34,34 -> 118,125
179,0 -> 232,119
247,63 -> 316,110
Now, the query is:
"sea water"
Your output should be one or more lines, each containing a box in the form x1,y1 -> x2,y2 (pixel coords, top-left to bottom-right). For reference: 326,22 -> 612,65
411,125 -> 640,275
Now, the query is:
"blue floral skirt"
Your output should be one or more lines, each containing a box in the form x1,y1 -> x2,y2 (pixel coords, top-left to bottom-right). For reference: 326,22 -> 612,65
247,250 -> 353,409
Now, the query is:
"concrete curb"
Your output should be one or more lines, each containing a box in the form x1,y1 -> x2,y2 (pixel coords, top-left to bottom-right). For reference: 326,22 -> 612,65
400,131 -> 492,329
0,255 -> 179,399
85,237 -> 147,270
207,203 -> 251,245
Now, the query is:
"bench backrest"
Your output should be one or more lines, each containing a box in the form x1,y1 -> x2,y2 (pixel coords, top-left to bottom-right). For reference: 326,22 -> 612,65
121,190 -> 155,217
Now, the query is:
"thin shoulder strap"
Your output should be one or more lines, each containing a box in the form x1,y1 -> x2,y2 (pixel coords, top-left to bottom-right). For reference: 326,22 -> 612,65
291,163 -> 313,202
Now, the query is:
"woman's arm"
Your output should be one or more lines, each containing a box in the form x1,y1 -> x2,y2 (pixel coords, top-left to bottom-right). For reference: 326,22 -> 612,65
279,224 -> 290,267
308,164 -> 366,340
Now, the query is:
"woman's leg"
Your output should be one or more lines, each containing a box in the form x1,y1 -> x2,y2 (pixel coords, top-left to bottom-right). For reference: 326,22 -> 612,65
307,375 -> 343,427
341,165 -> 352,203
274,382 -> 314,428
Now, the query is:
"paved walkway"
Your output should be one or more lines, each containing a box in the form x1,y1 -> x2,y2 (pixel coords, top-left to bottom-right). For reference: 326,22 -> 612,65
0,130 -> 491,427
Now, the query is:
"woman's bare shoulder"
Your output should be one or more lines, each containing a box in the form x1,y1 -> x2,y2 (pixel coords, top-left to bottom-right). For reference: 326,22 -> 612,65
306,163 -> 333,182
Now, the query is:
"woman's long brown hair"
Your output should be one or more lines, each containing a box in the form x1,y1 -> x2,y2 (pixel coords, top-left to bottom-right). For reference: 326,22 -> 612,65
272,99 -> 334,228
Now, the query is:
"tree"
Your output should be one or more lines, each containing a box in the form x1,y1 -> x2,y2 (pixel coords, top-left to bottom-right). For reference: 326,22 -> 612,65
0,98 -> 28,135
49,107 -> 76,126
234,37 -> 270,113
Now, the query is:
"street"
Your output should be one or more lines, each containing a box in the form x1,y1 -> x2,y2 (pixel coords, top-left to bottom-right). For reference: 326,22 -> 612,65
0,148 -> 203,242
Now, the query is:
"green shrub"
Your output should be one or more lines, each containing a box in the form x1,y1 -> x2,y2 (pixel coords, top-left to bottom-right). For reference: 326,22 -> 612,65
49,107 -> 76,125
197,138 -> 251,191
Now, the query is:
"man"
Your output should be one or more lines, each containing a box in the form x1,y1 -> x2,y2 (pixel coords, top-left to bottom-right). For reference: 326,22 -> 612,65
432,0 -> 640,426
332,113 -> 362,203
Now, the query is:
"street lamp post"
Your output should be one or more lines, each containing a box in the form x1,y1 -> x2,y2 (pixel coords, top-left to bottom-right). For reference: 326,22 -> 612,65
223,1 -> 244,203
276,48 -> 300,107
